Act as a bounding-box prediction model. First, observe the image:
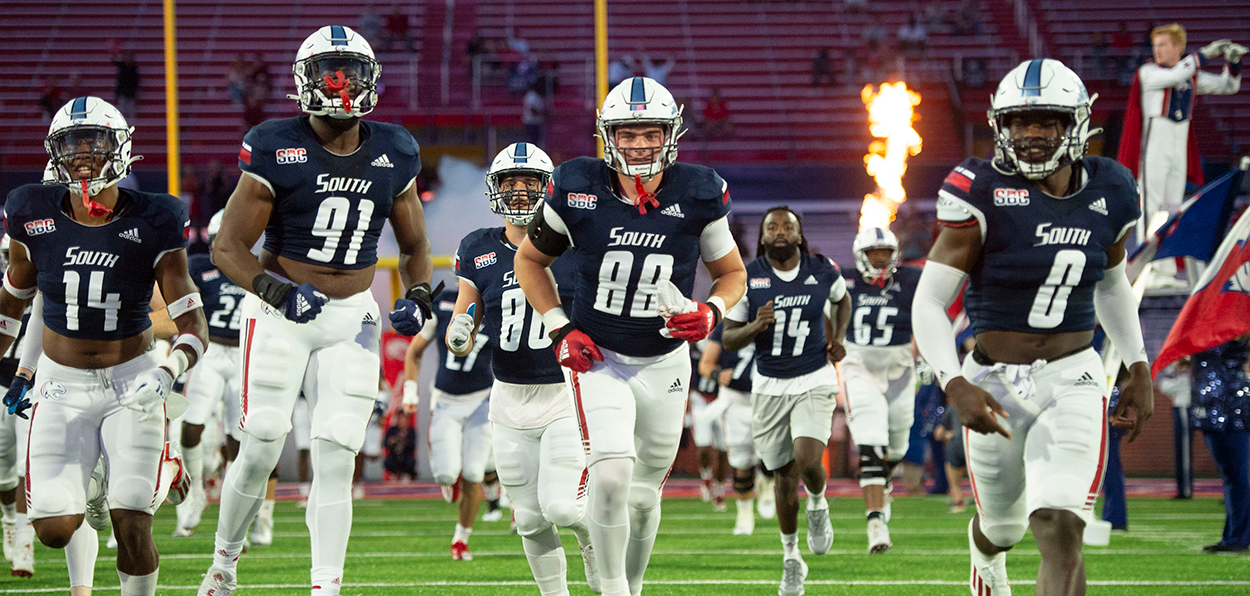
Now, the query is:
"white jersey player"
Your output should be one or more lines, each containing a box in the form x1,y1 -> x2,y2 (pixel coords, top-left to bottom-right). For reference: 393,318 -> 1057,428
197,26 -> 434,596
515,77 -> 747,596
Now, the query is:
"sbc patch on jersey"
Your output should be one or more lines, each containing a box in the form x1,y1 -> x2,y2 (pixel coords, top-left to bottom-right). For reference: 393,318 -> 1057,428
749,277 -> 771,289
24,219 -> 55,236
276,148 -> 308,164
474,252 -> 497,269
567,193 -> 597,210
994,188 -> 1030,206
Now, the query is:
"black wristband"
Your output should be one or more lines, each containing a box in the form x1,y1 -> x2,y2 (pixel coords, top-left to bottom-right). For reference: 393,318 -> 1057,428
548,323 -> 575,345
709,302 -> 723,328
403,280 -> 445,317
252,273 -> 294,310
708,366 -> 724,381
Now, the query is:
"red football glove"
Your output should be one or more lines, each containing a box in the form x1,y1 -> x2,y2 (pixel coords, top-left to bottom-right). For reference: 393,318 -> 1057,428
550,326 -> 604,373
667,302 -> 722,342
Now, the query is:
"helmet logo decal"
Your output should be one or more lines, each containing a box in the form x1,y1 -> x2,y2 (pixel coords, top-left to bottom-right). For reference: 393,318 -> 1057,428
329,25 -> 348,46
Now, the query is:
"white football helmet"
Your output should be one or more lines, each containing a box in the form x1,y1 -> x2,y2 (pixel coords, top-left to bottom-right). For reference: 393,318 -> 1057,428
988,59 -> 1099,180
852,227 -> 900,283
597,77 -> 685,181
486,142 -> 553,226
0,235 -> 9,273
208,209 -> 225,240
290,25 -> 380,118
44,96 -> 139,197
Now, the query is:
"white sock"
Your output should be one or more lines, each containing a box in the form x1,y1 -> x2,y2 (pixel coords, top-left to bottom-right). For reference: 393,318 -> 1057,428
259,499 -> 275,525
299,482 -> 311,498
66,523 -> 99,587
712,479 -> 725,499
1,502 -> 15,525
781,532 -> 801,560
699,466 -> 712,481
626,502 -> 662,596
806,485 -> 828,511
483,480 -> 501,501
588,459 -> 632,596
212,536 -> 245,570
522,525 -> 569,596
736,498 -> 755,514
15,512 -> 33,548
182,442 -> 203,492
453,523 -> 472,544
117,569 -> 159,596
307,440 -> 355,593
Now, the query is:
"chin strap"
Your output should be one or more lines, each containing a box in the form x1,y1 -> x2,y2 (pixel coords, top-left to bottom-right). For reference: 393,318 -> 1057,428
80,180 -> 113,218
632,174 -> 660,214
323,71 -> 353,114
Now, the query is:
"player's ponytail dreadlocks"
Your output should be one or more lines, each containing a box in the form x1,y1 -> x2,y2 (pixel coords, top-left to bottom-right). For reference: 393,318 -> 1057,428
755,205 -> 810,259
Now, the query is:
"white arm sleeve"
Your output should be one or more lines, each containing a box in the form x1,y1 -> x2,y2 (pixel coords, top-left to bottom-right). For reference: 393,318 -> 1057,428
417,315 -> 438,342
19,294 -> 44,374
1196,67 -> 1242,95
699,216 -> 737,262
1138,55 -> 1199,90
1094,260 -> 1148,365
912,261 -> 968,391
725,295 -> 750,323
827,259 -> 847,303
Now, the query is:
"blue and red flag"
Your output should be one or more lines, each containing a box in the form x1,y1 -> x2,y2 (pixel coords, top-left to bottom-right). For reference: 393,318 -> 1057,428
1152,209 -> 1250,378
1126,165 -> 1245,282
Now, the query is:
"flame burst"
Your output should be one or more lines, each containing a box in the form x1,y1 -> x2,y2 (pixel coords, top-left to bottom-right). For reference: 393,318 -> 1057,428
859,82 -> 922,231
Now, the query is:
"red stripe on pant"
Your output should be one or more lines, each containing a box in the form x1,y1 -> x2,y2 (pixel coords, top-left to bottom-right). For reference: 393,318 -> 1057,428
570,371 -> 591,456
656,395 -> 689,493
24,403 -> 38,496
239,319 -> 257,430
1085,395 -> 1110,510
965,426 -> 984,518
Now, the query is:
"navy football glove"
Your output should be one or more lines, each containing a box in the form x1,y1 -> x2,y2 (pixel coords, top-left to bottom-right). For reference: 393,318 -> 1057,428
4,375 -> 33,420
390,281 -> 444,337
285,283 -> 328,324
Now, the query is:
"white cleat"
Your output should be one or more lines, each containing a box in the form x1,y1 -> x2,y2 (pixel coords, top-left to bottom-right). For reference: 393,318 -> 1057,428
160,443 -> 192,506
106,532 -> 118,549
10,541 -> 32,578
352,484 -> 365,501
758,474 -> 777,520
481,507 -> 503,523
251,515 -> 273,548
733,501 -> 755,536
805,506 -> 833,555
883,481 -> 894,524
867,517 -> 892,554
712,494 -> 727,513
580,540 -> 601,594
197,565 -> 237,596
968,519 -> 1012,596
175,483 -> 208,537
778,557 -> 807,596
85,459 -> 111,532
2,519 -> 14,562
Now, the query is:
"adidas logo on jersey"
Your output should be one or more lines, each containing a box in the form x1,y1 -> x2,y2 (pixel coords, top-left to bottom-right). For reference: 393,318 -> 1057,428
804,275 -> 818,285
1074,372 -> 1098,387
371,154 -> 395,168
363,312 -> 378,326
119,228 -> 142,243
660,204 -> 685,218
1089,198 -> 1108,216
668,379 -> 684,394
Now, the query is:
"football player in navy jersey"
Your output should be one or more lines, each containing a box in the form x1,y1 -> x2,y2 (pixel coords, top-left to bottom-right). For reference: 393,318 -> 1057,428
698,324 -> 764,535
687,347 -> 729,512
914,59 -> 1153,596
198,26 -> 434,596
446,143 -> 600,592
174,210 -> 247,539
400,289 -> 495,560
0,96 -> 208,596
722,206 -> 850,596
515,77 -> 747,596
841,227 -> 921,554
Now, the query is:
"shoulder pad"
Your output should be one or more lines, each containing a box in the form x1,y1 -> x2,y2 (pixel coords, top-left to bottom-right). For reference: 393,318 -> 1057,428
552,157 -> 604,191
672,163 -> 728,202
374,121 -> 419,157
243,118 -> 300,153
3,184 -> 51,222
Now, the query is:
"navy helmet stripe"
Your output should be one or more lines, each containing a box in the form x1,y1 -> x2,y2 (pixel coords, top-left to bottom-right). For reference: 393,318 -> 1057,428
629,77 -> 646,103
70,96 -> 88,120
876,228 -> 884,240
330,25 -> 348,46
515,142 -> 527,158
1022,59 -> 1044,97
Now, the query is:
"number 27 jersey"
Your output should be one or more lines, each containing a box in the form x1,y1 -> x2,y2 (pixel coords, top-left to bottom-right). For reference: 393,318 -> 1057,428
937,156 -> 1140,335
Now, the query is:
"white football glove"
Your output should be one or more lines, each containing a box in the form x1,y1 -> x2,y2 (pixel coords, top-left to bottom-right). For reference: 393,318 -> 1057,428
655,280 -> 697,338
915,358 -> 935,386
447,313 -> 476,353
1200,39 -> 1233,59
1225,42 -> 1248,64
402,379 -> 419,407
119,368 -> 175,422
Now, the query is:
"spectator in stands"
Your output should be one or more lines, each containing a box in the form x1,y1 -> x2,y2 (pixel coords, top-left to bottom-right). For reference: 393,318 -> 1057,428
1111,22 -> 1133,56
241,88 -> 266,136
509,57 -> 540,94
248,53 -> 271,100
701,88 -> 732,139
227,54 -> 249,106
863,16 -> 888,47
1091,31 -> 1110,77
608,54 -> 636,87
384,413 -> 418,481
466,29 -> 488,78
924,1 -> 949,34
898,14 -> 927,56
112,49 -> 139,120
641,51 -> 677,87
522,83 -> 547,146
953,0 -> 982,36
37,76 -> 62,120
382,4 -> 413,53
359,5 -> 384,49
812,47 -> 836,87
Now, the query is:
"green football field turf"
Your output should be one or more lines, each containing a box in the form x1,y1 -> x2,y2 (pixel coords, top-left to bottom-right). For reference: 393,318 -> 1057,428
2,495 -> 1246,594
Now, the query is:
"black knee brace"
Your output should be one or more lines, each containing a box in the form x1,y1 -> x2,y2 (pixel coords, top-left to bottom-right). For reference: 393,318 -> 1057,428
858,445 -> 890,484
732,473 -> 755,495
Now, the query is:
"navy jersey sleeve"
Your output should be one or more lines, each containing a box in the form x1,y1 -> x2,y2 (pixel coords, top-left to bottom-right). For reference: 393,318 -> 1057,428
154,194 -> 191,254
454,234 -> 482,291
710,324 -> 724,344
695,168 -> 733,220
936,158 -> 988,233
385,124 -> 421,197
1099,158 -> 1142,242
3,186 -> 37,249
238,126 -> 274,185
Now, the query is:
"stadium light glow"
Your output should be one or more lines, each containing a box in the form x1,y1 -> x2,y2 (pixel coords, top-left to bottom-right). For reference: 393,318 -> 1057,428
859,82 -> 922,231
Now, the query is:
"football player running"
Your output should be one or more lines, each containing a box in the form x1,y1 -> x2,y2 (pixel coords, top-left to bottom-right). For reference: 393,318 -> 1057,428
198,26 -> 434,596
697,325 -> 761,535
449,142 -> 600,593
841,227 -> 921,554
915,59 -> 1152,596
0,96 -> 208,596
401,288 -> 495,560
515,77 -> 747,596
174,210 -> 247,538
721,206 -> 851,596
